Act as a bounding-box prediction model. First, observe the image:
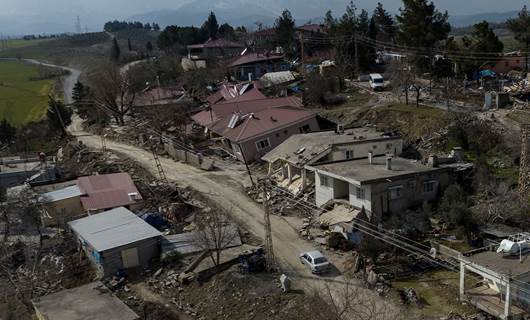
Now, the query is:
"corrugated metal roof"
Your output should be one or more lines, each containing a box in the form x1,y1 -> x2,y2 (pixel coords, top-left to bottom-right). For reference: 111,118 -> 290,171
161,224 -> 241,256
77,173 -> 142,211
68,207 -> 161,252
39,185 -> 83,202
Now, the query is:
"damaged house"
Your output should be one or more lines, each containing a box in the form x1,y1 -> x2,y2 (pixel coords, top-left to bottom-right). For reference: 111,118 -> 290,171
192,90 -> 319,163
307,155 -> 452,221
262,127 -> 403,194
39,172 -> 143,225
459,234 -> 530,319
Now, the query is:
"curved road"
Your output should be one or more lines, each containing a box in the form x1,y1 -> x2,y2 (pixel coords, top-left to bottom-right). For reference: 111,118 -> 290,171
29,59 -> 399,316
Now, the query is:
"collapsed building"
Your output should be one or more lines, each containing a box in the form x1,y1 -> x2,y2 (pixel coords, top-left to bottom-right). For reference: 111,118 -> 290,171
262,127 -> 403,194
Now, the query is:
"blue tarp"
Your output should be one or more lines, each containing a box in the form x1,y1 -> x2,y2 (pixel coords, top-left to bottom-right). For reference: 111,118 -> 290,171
479,69 -> 497,78
140,213 -> 169,231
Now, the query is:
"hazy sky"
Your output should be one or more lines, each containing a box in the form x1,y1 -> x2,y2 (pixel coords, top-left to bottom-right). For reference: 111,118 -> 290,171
0,0 -> 527,17
0,0 -> 527,34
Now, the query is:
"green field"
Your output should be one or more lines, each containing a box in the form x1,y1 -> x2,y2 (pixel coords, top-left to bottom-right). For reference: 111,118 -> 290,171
0,60 -> 54,126
0,38 -> 50,50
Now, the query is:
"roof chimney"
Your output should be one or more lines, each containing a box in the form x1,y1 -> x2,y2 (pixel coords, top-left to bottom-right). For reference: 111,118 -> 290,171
386,156 -> 392,170
368,151 -> 373,164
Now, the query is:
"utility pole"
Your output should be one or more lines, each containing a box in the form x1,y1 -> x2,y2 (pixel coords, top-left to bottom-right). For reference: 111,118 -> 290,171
446,77 -> 450,112
354,34 -> 359,77
238,144 -> 254,186
100,134 -> 107,152
262,179 -> 276,271
299,33 -> 305,75
519,124 -> 530,198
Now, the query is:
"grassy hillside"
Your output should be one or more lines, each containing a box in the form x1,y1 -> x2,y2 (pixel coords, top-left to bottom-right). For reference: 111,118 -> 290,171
0,33 -> 112,76
0,38 -> 51,50
0,60 -> 54,126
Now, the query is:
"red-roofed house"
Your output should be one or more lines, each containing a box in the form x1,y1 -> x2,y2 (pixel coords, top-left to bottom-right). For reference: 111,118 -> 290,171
192,89 -> 319,163
37,173 -> 143,224
77,173 -> 143,213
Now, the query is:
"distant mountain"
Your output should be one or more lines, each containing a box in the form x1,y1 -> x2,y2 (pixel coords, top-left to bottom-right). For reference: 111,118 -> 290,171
449,11 -> 518,28
128,0 -> 345,29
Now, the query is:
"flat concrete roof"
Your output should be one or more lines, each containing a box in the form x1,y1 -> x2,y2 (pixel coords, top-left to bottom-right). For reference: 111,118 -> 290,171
68,207 -> 162,252
262,128 -> 401,166
32,281 -> 138,320
467,250 -> 530,278
311,156 -> 447,185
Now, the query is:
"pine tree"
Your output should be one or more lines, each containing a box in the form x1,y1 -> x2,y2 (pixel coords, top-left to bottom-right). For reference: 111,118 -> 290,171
397,0 -> 451,71
146,41 -> 153,52
127,38 -> 132,51
0,119 -> 16,144
507,6 -> 530,72
110,37 -> 121,62
373,2 -> 397,42
203,12 -> 219,39
274,10 -> 296,54
47,97 -> 72,136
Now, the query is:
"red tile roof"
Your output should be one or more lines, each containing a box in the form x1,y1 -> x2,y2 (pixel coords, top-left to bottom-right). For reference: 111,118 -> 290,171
209,105 -> 316,142
230,53 -> 284,67
192,95 -> 304,127
77,173 -> 142,211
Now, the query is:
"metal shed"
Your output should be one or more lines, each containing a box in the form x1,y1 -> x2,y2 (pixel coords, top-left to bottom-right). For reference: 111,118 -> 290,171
68,207 -> 162,277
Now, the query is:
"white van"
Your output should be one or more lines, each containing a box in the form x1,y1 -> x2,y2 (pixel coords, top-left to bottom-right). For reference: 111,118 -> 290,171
369,73 -> 385,91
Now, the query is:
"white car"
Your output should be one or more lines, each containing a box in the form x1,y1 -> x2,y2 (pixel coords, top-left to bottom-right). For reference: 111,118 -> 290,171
299,250 -> 330,274
369,73 -> 385,91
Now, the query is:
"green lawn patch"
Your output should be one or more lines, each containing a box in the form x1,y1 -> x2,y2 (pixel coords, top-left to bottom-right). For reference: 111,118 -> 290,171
0,60 -> 54,126
391,270 -> 474,318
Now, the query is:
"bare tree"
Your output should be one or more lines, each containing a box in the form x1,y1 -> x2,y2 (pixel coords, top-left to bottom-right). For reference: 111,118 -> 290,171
390,61 -> 412,105
194,206 -> 239,266
298,280 -> 404,320
473,181 -> 527,225
90,64 -> 144,125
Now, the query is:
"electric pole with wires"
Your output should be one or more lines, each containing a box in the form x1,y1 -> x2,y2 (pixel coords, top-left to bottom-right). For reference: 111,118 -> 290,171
261,179 -> 276,271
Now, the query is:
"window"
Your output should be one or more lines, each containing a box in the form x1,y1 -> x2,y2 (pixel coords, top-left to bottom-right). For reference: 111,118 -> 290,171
256,138 -> 271,151
299,124 -> 310,133
389,186 -> 403,200
423,181 -> 437,193
344,150 -> 354,160
320,175 -> 330,186
355,186 -> 365,199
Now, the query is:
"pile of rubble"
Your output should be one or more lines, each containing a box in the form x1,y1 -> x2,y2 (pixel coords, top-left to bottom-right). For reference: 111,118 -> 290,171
246,184 -> 316,217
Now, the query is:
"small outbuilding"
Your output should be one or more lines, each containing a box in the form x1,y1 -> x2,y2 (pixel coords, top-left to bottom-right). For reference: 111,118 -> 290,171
68,207 -> 162,277
32,281 -> 139,320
